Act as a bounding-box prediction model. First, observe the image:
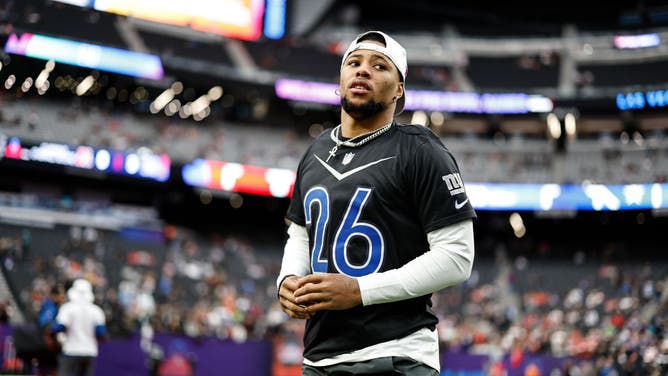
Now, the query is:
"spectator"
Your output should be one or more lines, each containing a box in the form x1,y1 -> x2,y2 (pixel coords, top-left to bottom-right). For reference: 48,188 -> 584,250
52,278 -> 107,376
37,282 -> 67,372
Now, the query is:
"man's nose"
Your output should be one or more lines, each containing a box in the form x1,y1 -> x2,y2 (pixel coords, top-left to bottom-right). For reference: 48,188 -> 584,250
355,64 -> 371,77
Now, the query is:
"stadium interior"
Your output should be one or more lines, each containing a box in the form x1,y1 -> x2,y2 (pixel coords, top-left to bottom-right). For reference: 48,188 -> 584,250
0,0 -> 666,375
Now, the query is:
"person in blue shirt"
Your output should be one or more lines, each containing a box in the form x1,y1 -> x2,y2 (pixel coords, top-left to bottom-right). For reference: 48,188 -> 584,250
38,283 -> 66,332
36,282 -> 67,373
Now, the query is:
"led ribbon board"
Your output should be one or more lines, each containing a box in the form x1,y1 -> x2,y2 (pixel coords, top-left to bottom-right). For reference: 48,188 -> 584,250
275,79 -> 554,114
54,0 -> 266,41
465,182 -> 668,211
2,137 -> 171,182
181,157 -> 668,211
613,33 -> 661,49
182,159 -> 295,198
616,88 -> 668,110
263,0 -> 286,39
4,32 -> 164,80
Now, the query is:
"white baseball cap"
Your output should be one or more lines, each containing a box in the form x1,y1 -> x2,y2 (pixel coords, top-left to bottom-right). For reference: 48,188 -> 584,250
341,30 -> 407,115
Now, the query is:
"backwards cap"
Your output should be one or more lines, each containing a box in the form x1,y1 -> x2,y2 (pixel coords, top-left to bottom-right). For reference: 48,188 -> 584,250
341,31 -> 407,115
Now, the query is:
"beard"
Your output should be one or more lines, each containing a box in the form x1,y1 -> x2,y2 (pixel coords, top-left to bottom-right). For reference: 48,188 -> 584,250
341,96 -> 387,120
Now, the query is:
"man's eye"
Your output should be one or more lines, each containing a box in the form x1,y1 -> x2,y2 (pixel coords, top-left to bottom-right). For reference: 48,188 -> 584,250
374,64 -> 387,70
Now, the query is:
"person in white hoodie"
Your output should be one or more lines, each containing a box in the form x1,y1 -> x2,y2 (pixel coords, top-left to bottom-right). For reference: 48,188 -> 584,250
52,278 -> 107,376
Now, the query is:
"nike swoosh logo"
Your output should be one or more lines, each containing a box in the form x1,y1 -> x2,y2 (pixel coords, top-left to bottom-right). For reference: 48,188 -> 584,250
455,198 -> 469,209
314,155 -> 396,181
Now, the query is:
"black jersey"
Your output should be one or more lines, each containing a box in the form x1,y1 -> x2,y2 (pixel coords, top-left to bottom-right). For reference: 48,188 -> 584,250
286,122 -> 476,361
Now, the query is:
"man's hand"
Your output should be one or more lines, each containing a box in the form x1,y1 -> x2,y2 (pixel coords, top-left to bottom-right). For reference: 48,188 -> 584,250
278,275 -> 312,320
294,273 -> 362,313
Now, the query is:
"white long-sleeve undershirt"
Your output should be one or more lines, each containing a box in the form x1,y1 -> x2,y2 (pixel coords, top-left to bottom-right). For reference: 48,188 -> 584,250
276,219 -> 475,305
276,221 -> 312,287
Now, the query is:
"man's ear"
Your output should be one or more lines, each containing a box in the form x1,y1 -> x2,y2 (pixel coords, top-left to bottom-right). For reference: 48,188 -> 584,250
396,82 -> 404,99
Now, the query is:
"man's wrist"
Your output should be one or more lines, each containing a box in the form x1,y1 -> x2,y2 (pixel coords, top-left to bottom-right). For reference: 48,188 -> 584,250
276,274 -> 296,298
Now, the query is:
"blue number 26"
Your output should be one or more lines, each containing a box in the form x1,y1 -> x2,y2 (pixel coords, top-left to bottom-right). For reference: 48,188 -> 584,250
304,187 -> 384,277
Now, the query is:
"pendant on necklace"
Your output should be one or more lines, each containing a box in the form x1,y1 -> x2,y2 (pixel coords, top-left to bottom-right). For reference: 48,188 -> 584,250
326,145 -> 338,162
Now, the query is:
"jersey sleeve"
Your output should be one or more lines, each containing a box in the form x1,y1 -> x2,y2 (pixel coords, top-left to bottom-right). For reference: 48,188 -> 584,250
358,219 -> 474,305
286,165 -> 305,225
408,136 -> 476,233
286,143 -> 314,226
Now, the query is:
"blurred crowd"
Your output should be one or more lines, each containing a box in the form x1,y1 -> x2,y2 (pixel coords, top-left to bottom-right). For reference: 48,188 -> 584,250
433,252 -> 668,375
0,213 -> 666,375
0,84 -> 666,376
1,94 -> 667,184
0,3 -> 665,375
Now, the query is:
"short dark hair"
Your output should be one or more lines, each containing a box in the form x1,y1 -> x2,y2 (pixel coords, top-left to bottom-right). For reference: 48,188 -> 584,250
51,283 -> 65,295
357,32 -> 385,45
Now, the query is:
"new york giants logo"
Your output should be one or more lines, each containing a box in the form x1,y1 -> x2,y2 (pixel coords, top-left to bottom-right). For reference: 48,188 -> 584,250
442,172 -> 465,195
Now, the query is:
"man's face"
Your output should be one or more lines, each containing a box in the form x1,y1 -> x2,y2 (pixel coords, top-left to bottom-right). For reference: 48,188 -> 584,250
54,289 -> 66,304
339,41 -> 403,120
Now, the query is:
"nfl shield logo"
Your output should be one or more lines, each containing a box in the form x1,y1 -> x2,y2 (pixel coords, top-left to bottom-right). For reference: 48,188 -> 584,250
342,152 -> 355,165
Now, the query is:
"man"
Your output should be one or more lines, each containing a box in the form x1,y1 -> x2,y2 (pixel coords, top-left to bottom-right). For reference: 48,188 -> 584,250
37,283 -> 67,368
52,278 -> 107,376
38,283 -> 67,331
276,30 -> 477,375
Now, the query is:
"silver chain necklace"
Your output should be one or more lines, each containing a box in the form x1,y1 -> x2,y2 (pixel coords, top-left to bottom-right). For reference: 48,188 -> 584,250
326,123 -> 393,162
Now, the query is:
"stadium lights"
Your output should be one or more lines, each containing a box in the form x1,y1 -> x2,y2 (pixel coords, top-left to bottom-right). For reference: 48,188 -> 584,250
207,86 -> 223,101
179,103 -> 192,119
430,112 -> 445,127
20,77 -> 33,92
411,111 -> 428,126
35,60 -> 55,92
181,96 -> 212,121
150,82 -> 185,114
169,86 -> 222,121
190,95 -> 210,117
164,99 -> 181,117
150,88 -> 176,113
45,59 -> 55,72
192,106 -> 211,122
35,70 -> 49,89
547,113 -> 561,139
509,212 -> 526,238
4,74 -> 15,90
564,112 -> 577,140
229,193 -> 244,209
75,75 -> 95,96
37,81 -> 50,95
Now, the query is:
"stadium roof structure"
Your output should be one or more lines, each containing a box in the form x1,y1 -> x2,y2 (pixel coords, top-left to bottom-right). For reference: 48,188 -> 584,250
3,0 -> 668,120
301,0 -> 668,36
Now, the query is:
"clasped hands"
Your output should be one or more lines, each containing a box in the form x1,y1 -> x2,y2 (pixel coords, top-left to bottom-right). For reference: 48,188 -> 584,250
278,273 -> 362,319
